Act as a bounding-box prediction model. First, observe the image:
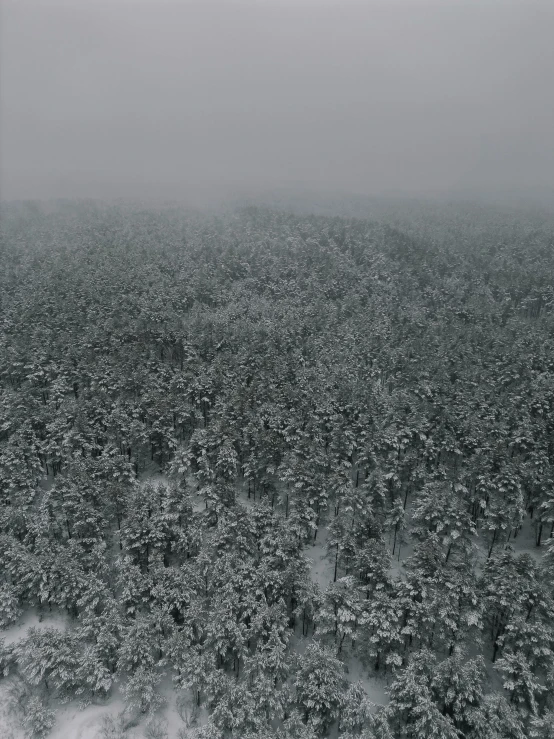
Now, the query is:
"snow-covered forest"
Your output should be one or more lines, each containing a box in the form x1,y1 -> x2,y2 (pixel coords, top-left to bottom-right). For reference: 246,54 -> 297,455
1,199 -> 554,739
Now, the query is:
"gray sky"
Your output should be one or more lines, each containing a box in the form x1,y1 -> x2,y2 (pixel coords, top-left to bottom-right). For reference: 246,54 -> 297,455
1,0 -> 553,204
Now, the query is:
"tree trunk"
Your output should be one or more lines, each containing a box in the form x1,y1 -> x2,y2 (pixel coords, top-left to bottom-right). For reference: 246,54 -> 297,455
488,528 -> 497,558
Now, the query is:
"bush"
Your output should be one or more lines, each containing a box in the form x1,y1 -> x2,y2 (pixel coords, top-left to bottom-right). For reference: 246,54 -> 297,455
21,696 -> 56,739
145,717 -> 168,739
99,710 -> 138,739
176,690 -> 199,728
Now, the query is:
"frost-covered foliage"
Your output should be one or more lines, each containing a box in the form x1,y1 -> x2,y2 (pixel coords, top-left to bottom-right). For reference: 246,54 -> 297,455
0,584 -> 22,628
1,200 -> 553,737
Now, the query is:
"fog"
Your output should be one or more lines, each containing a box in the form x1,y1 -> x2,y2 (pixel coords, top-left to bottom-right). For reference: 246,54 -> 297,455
1,0 -> 553,206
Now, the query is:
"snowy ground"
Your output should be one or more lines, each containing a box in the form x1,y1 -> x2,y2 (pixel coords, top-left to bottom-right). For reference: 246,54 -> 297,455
0,676 -> 188,739
1,609 -> 67,647
509,512 -> 544,560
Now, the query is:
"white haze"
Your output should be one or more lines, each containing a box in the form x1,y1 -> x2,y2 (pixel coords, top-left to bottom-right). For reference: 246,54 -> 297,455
1,0 -> 553,206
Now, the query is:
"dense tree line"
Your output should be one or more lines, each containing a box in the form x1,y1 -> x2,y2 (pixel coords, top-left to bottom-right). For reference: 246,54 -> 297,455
1,200 -> 553,738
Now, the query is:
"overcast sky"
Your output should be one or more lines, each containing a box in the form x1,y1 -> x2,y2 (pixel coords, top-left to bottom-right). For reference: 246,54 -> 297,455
1,0 -> 553,204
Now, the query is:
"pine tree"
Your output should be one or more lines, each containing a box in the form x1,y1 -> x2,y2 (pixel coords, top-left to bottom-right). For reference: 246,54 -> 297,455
294,641 -> 348,734
495,650 -> 545,718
